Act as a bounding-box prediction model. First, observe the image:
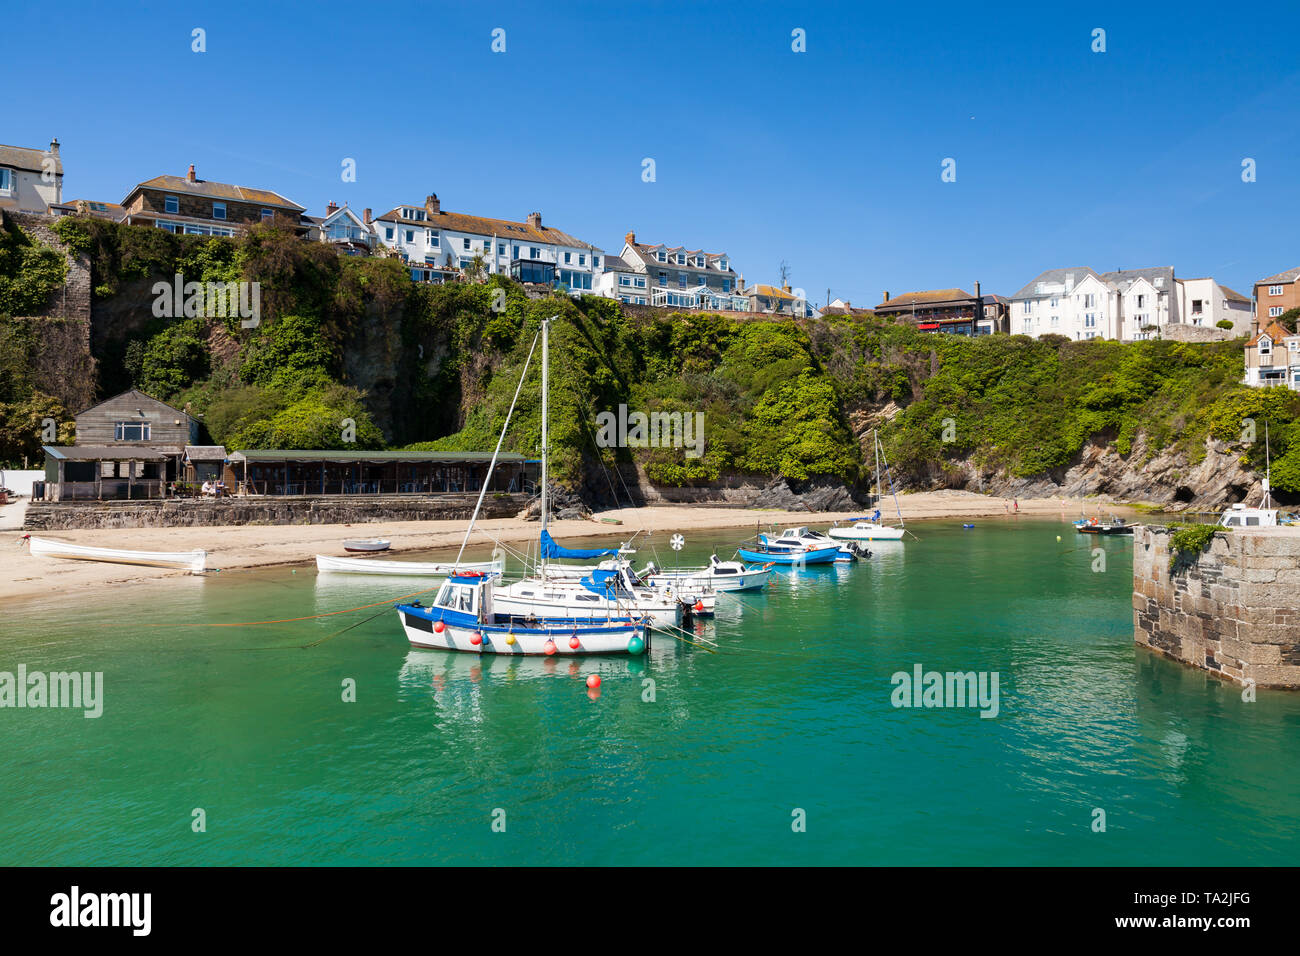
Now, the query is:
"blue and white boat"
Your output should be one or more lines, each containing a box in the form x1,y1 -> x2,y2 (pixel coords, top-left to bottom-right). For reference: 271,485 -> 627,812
769,526 -> 865,562
736,532 -> 841,566
397,573 -> 648,656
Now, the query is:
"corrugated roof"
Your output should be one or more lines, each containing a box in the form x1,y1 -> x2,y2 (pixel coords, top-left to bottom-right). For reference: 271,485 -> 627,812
43,445 -> 173,461
184,445 -> 228,461
0,143 -> 62,175
124,174 -> 304,211
229,449 -> 530,462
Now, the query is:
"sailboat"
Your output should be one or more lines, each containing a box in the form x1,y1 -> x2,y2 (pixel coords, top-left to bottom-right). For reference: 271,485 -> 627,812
395,317 -> 650,656
1221,421 -> 1279,528
829,430 -> 906,543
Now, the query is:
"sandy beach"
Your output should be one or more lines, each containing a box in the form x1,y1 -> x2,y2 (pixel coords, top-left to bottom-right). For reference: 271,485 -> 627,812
0,491 -> 1135,605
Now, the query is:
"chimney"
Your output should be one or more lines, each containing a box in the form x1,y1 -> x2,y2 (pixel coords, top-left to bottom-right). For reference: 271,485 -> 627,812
186,164 -> 197,183
883,291 -> 890,303
844,300 -> 851,309
425,193 -> 440,215
363,207 -> 372,225
783,283 -> 792,294
974,280 -> 981,299
625,230 -> 636,246
326,200 -> 339,216
48,137 -> 60,156
527,212 -> 542,229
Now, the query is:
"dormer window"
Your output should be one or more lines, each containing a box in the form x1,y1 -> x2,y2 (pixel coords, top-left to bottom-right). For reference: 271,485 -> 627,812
676,253 -> 685,264
1260,336 -> 1272,356
656,251 -> 666,262
719,258 -> 728,271
1154,277 -> 1164,287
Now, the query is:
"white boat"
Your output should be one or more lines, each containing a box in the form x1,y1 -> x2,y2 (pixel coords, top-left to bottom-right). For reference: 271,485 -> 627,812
315,553 -> 503,576
770,527 -> 864,562
830,430 -> 905,543
25,535 -> 207,573
342,538 -> 390,552
492,566 -> 690,627
1220,425 -> 1280,529
639,554 -> 773,592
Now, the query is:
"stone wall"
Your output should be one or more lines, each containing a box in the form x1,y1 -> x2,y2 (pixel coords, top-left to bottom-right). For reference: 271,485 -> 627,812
23,493 -> 529,531
1133,524 -> 1300,688
1159,322 -> 1237,343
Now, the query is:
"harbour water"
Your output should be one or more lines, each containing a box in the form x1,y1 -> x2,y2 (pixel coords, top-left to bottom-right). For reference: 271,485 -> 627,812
2,518 -> 1298,865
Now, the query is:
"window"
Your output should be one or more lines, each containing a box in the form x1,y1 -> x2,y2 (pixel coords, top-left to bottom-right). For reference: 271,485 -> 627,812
719,259 -> 728,270
1191,299 -> 1203,315
164,195 -> 179,214
427,229 -> 439,248
1270,285 -> 1285,296
212,202 -> 226,220
635,276 -> 645,288
114,421 -> 151,441
722,279 -> 731,293
1260,337 -> 1272,356
619,275 -> 632,286
385,227 -> 395,241
564,252 -> 571,264
1270,307 -> 1284,317
1022,301 -> 1031,314
678,273 -> 687,289
1022,319 -> 1032,333
0,168 -> 11,192
513,245 -> 519,259
676,253 -> 685,264
1085,313 -> 1097,328
260,208 -> 273,221
529,246 -> 539,258
1084,294 -> 1096,308
498,243 -> 506,255
592,256 -> 599,268
404,229 -> 415,243
1135,294 -> 1145,308
578,255 -> 585,267
656,251 -> 666,262
1050,297 -> 1058,308
463,237 -> 470,250
1051,315 -> 1059,327
1154,277 -> 1164,287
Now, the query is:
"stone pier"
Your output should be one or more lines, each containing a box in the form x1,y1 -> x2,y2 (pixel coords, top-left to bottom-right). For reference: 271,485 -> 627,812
1133,524 -> 1300,688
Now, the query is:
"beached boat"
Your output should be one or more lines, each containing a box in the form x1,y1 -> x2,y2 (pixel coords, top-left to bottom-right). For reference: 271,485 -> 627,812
316,553 -> 504,576
736,533 -> 841,566
397,572 -> 648,656
24,535 -> 206,573
342,538 -> 391,552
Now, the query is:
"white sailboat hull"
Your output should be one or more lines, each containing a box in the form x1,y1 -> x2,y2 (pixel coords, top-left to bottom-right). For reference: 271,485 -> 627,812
492,581 -> 684,628
829,524 -> 905,542
26,536 -> 207,573
398,610 -> 647,656
316,554 -> 504,576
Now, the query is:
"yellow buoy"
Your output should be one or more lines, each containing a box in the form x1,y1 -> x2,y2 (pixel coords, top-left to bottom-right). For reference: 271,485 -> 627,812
1056,535 -> 1062,542
506,633 -> 516,646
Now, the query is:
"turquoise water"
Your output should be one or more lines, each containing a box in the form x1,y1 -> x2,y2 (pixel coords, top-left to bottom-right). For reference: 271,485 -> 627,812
2,518 -> 1299,865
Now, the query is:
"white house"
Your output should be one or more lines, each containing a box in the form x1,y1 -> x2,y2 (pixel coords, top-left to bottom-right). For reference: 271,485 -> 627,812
1176,277 -> 1253,334
373,194 -> 602,292
1009,266 -> 1179,341
0,138 -> 63,214
314,202 -> 375,253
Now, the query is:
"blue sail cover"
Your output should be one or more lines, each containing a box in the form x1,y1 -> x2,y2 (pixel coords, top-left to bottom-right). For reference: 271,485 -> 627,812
540,529 -> 618,560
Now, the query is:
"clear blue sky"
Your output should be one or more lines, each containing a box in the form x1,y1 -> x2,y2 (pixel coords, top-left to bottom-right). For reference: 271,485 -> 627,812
9,0 -> 1299,304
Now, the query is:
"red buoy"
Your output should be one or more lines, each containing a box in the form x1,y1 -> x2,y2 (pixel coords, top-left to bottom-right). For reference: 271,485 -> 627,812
434,620 -> 446,633
569,636 -> 580,649
544,639 -> 557,656
586,674 -> 601,689
470,631 -> 482,646
694,601 -> 705,613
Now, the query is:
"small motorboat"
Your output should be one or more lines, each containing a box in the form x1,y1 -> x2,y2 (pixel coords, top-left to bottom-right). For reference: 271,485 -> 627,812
962,524 -> 975,529
24,535 -> 207,573
397,572 -> 649,656
343,538 -> 391,552
770,527 -> 862,562
736,533 -> 841,566
639,554 -> 773,593
1076,517 -> 1134,535
316,554 -> 504,576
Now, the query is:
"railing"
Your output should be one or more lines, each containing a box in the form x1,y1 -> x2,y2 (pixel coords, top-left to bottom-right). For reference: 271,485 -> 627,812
237,478 -> 528,497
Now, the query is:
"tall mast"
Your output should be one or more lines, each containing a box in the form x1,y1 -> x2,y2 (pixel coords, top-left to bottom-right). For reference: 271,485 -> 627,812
540,316 -> 550,574
873,429 -> 882,505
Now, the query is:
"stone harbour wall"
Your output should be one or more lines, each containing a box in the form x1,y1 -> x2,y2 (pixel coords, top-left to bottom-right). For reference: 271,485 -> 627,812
1133,524 -> 1300,688
23,494 -> 530,531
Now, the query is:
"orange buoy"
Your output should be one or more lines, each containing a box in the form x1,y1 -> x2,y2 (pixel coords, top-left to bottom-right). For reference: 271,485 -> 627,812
569,636 -> 580,649
586,674 -> 601,689
544,639 -> 557,656
694,600 -> 705,613
470,631 -> 482,646
434,620 -> 445,633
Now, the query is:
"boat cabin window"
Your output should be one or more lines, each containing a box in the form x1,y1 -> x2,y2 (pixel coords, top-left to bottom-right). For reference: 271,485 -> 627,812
1222,517 -> 1238,527
715,567 -> 736,574
434,583 -> 455,608
576,594 -> 599,602
458,588 -> 475,611
1246,517 -> 1260,526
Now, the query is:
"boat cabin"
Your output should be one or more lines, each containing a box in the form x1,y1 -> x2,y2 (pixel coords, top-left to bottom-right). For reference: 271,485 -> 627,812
430,574 -> 494,622
1219,503 -> 1278,528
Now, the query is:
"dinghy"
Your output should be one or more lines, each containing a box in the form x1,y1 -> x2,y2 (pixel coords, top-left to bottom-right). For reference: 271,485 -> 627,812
25,535 -> 207,573
316,553 -> 503,576
342,538 -> 391,552
397,572 -> 649,656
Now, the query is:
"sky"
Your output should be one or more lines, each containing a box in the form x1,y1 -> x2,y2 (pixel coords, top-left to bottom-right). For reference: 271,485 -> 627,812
7,0 -> 1300,306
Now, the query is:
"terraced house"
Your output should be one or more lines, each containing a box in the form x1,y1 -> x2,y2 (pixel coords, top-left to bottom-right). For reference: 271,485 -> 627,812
118,165 -> 308,237
876,284 -> 1001,335
616,232 -> 748,311
1243,319 -> 1300,389
1254,266 -> 1300,323
1009,266 -> 1179,341
373,194 -> 603,291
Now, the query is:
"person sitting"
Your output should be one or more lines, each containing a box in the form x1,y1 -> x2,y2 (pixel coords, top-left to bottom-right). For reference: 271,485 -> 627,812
201,480 -> 213,496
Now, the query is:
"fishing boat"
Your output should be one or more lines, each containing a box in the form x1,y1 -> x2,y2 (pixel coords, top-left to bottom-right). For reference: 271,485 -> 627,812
24,535 -> 206,573
316,553 -> 504,576
1076,517 -> 1134,536
639,554 -> 773,593
830,431 -> 906,543
736,533 -> 841,566
342,538 -> 390,552
1221,426 -> 1279,528
397,572 -> 648,656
